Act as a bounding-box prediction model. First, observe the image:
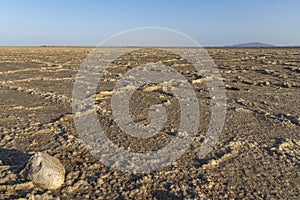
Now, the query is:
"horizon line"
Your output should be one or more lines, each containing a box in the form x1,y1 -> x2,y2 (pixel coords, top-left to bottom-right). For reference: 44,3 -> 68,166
1,45 -> 300,48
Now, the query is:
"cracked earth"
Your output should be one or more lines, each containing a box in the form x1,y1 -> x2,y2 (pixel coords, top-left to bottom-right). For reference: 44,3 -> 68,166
0,47 -> 299,199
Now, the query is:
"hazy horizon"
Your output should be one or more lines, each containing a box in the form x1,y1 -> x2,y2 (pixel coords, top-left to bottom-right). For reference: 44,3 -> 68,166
1,0 -> 300,46
1,42 -> 300,47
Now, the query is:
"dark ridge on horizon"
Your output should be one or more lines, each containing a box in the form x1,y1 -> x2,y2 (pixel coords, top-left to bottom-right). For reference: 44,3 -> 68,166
229,42 -> 276,47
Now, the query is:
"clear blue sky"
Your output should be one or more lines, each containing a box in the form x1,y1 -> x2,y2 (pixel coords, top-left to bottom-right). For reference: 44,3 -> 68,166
1,0 -> 299,46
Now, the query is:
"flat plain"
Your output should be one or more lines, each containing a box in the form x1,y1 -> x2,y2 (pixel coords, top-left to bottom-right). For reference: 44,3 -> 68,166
0,47 -> 299,199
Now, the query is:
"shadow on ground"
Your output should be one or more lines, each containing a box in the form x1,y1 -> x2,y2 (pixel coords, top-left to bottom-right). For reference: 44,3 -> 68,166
0,148 -> 30,170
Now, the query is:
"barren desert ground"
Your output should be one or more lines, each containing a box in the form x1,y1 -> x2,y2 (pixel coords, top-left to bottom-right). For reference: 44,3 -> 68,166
0,47 -> 299,199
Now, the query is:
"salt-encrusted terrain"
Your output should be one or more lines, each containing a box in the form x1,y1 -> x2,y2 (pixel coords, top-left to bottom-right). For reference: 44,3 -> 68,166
0,47 -> 299,199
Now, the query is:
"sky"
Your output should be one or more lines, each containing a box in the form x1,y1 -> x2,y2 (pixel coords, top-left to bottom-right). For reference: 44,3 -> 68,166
0,0 -> 299,46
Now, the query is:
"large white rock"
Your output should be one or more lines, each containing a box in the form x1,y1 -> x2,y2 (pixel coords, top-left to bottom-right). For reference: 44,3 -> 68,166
20,152 -> 65,190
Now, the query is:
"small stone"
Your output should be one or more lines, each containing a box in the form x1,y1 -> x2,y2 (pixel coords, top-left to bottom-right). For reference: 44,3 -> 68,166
192,78 -> 204,84
20,152 -> 65,190
264,81 -> 270,86
97,178 -> 105,185
283,82 -> 292,88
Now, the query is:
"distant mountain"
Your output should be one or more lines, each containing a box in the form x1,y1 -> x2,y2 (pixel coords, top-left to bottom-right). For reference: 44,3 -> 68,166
230,42 -> 276,47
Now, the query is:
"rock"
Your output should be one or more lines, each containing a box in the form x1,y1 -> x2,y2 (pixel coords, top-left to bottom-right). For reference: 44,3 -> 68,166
20,152 -> 65,190
264,81 -> 270,86
282,82 -> 292,88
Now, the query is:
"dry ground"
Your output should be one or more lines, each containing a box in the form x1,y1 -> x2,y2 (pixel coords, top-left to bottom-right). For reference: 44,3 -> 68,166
0,47 -> 299,199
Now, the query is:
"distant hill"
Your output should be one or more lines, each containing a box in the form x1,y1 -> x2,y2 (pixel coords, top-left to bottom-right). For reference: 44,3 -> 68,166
230,42 -> 276,47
